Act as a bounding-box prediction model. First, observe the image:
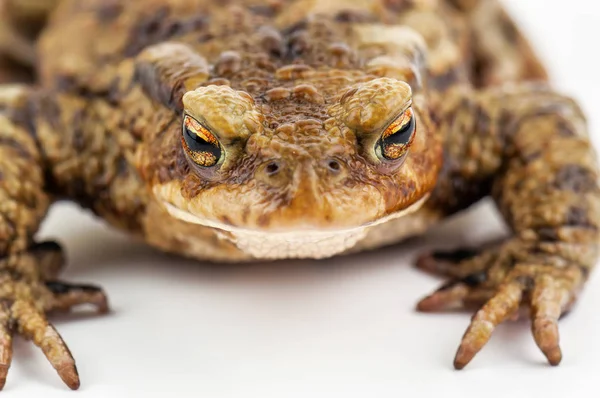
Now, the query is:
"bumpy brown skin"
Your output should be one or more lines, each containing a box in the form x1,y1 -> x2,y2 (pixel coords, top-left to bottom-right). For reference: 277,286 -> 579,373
0,0 -> 597,390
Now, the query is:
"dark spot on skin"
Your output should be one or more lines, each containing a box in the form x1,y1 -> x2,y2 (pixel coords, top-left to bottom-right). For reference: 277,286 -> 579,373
0,57 -> 34,84
555,165 -> 597,193
577,264 -> 591,279
537,227 -> 559,242
181,15 -> 209,35
461,271 -> 488,287
515,275 -> 535,290
435,274 -> 483,292
566,206 -> 592,227
383,0 -> 413,12
97,2 -> 123,23
198,32 -> 215,43
474,104 -> 491,134
55,75 -> 77,92
241,207 -> 250,223
3,95 -> 36,139
556,118 -> 576,137
257,26 -> 285,58
55,75 -> 114,98
400,180 -> 416,196
497,109 -> 516,141
432,248 -> 479,263
107,77 -> 122,105
220,215 -> 234,226
0,137 -> 32,159
522,150 -> 542,163
429,67 -> 467,92
281,20 -> 308,36
68,178 -> 93,208
334,9 -> 376,23
165,21 -> 184,37
125,8 -> 210,57
257,213 -> 270,227
471,54 -> 490,88
499,14 -> 519,44
0,212 -> 17,248
46,281 -> 103,295
286,31 -> 310,60
249,4 -> 279,17
429,152 -> 492,215
117,157 -> 129,176
71,110 -> 86,151
134,44 -> 208,112
45,281 -> 72,294
157,167 -> 173,184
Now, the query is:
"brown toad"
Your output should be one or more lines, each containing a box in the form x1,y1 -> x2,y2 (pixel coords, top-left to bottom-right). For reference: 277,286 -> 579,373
0,0 -> 598,390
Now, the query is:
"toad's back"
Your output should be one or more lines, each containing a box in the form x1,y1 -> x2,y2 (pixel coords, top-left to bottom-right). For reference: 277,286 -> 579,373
36,0 -> 545,98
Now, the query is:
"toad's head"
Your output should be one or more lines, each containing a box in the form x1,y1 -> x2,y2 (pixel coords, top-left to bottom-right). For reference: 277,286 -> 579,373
137,42 -> 442,259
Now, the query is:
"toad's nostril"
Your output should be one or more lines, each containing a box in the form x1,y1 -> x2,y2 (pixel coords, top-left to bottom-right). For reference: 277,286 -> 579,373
265,161 -> 281,176
327,159 -> 342,173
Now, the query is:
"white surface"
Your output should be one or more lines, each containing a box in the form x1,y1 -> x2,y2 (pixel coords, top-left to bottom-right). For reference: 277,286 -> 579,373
5,0 -> 600,396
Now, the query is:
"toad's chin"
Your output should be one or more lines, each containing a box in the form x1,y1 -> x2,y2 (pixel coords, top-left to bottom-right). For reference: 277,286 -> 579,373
161,195 -> 429,260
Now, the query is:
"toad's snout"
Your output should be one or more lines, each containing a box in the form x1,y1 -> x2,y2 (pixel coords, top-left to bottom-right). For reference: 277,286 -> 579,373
254,157 -> 349,189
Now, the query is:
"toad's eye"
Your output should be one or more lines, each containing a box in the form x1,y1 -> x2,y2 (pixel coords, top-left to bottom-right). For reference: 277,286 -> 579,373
379,108 -> 416,161
181,115 -> 222,167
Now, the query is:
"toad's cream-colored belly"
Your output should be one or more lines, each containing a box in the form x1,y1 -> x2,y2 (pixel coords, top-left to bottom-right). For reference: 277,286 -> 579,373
141,199 -> 442,262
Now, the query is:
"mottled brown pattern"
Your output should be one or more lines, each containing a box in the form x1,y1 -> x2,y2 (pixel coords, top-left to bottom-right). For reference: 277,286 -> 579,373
0,0 -> 597,390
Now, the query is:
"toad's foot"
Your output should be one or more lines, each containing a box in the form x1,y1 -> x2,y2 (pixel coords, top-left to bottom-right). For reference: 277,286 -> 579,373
0,241 -> 108,390
415,240 -> 584,369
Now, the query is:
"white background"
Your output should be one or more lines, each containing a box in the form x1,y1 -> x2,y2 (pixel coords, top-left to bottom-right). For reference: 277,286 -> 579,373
5,0 -> 600,396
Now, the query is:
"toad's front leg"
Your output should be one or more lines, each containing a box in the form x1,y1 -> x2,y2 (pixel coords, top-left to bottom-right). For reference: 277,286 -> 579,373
421,84 -> 599,368
0,86 -> 108,389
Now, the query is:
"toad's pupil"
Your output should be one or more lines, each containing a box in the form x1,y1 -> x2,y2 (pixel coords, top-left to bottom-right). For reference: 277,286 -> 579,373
183,126 -> 221,162
385,116 -> 415,147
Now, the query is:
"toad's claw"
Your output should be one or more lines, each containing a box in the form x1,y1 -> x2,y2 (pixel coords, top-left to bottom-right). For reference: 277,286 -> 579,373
0,241 -> 109,390
529,273 -> 570,366
13,301 -> 81,389
1,282 -> 109,391
453,281 -> 523,369
415,243 -> 584,368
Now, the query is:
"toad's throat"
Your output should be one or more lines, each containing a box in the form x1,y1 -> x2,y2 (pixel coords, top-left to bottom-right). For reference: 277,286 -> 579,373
162,196 -> 428,259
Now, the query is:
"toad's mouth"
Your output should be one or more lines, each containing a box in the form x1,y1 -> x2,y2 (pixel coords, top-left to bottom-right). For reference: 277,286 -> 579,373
161,195 -> 429,260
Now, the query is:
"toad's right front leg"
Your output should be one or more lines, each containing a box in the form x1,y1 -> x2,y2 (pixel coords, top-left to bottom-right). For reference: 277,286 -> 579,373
0,86 -> 108,390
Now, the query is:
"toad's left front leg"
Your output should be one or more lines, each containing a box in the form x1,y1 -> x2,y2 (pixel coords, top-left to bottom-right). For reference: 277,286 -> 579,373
423,84 -> 600,368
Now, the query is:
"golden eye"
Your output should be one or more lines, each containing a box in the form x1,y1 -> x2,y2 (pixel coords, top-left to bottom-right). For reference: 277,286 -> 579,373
181,115 -> 222,167
380,108 -> 416,161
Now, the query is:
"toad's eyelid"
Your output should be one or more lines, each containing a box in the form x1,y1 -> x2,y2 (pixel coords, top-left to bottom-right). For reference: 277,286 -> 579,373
183,115 -> 219,146
383,107 -> 414,139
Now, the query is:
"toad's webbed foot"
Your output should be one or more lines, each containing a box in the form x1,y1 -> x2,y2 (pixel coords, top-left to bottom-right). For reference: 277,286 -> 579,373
425,83 -> 600,369
0,241 -> 108,390
415,240 -> 584,369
